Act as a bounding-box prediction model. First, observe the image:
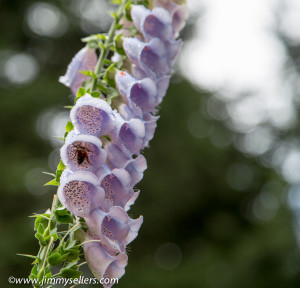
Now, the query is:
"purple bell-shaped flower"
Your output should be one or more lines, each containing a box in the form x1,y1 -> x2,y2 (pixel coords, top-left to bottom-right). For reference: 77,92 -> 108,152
59,47 -> 98,96
96,167 -> 139,212
153,0 -> 189,37
85,206 -> 143,253
131,5 -> 173,41
60,130 -> 107,172
105,142 -> 147,186
58,170 -> 104,218
115,70 -> 157,114
70,94 -> 116,137
123,37 -> 169,78
83,236 -> 128,287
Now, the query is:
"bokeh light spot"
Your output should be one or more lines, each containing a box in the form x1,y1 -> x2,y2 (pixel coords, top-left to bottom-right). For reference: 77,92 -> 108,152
4,53 -> 39,85
26,2 -> 68,37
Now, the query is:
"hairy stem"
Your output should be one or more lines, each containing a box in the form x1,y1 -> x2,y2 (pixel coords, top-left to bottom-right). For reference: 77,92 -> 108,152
91,0 -> 128,91
33,195 -> 59,288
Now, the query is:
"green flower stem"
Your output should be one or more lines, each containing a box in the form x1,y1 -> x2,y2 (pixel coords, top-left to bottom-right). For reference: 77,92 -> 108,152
38,236 -> 54,279
33,195 -> 59,288
59,222 -> 81,249
91,0 -> 128,91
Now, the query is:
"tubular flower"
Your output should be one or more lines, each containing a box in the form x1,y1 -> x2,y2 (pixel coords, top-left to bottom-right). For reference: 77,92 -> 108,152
60,130 -> 107,172
105,142 -> 147,186
115,71 -> 157,114
58,170 -> 104,218
97,168 -> 139,212
59,47 -> 98,96
153,0 -> 189,37
123,37 -> 170,78
56,1 -> 188,287
109,112 -> 149,155
83,235 -> 128,287
70,94 -> 116,137
131,5 -> 173,41
85,207 -> 143,253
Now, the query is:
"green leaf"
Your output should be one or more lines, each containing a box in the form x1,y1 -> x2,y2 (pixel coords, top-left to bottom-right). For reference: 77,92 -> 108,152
29,274 -> 37,281
31,264 -> 38,276
96,34 -> 107,40
63,262 -> 79,270
81,34 -> 106,42
47,252 -> 63,267
52,136 -> 65,141
97,82 -> 108,94
77,87 -> 86,97
35,232 -> 46,246
104,64 -> 117,88
55,206 -> 69,216
64,105 -> 73,109
87,40 -> 99,49
65,247 -> 81,261
32,214 -> 50,232
106,87 -> 120,105
79,70 -> 97,79
110,11 -> 118,19
44,179 -> 59,186
75,87 -> 86,103
125,1 -> 133,21
103,135 -> 111,142
56,214 -> 74,224
61,252 -> 70,261
136,0 -> 149,6
115,23 -> 123,30
57,159 -> 66,171
65,121 -> 74,133
17,253 -> 37,260
56,169 -> 63,183
44,233 -> 58,244
60,268 -> 82,279
114,34 -> 126,56
31,212 -> 50,219
44,267 -> 52,279
65,240 -> 77,250
37,269 -> 46,282
110,0 -> 122,4
99,42 -> 105,50
104,59 -> 113,65
37,223 -> 45,234
129,25 -> 138,36
42,171 -> 56,177
90,91 -> 101,98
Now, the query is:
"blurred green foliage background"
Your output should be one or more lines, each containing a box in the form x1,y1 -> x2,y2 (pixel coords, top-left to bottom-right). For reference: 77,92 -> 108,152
1,0 -> 300,287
